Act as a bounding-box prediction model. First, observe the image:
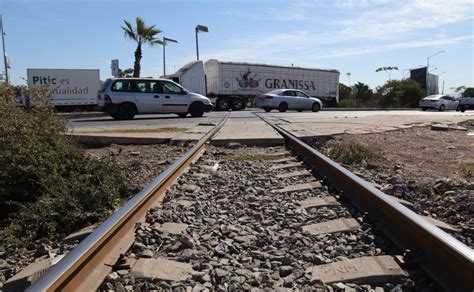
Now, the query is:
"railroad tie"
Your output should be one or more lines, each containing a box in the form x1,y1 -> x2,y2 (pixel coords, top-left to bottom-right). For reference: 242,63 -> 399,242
302,218 -> 360,236
309,255 -> 407,285
276,181 -> 322,193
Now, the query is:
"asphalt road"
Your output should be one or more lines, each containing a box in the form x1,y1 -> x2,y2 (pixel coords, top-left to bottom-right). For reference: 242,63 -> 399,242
69,109 -> 473,133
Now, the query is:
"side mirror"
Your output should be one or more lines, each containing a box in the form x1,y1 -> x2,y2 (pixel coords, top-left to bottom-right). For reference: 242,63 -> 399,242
181,90 -> 188,95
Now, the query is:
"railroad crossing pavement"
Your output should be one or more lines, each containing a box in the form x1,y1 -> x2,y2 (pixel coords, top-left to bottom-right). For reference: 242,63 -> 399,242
66,110 -> 474,145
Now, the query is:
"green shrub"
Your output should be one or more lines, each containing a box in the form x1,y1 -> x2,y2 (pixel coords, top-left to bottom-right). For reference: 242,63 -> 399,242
338,99 -> 354,108
0,84 -> 129,245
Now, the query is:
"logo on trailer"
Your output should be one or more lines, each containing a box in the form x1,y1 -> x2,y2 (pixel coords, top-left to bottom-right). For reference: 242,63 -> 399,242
224,81 -> 230,88
236,68 -> 259,88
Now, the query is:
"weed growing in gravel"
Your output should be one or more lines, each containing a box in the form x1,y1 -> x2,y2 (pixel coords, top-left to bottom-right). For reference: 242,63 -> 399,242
458,162 -> 473,178
321,140 -> 383,165
0,84 -> 129,246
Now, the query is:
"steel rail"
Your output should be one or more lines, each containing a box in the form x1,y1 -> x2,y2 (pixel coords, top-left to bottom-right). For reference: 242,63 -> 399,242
259,115 -> 473,292
27,114 -> 229,292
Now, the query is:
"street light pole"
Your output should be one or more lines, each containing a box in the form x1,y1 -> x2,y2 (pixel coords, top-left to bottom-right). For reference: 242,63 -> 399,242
195,24 -> 208,61
0,14 -> 8,83
426,50 -> 445,95
162,37 -> 177,76
346,72 -> 353,106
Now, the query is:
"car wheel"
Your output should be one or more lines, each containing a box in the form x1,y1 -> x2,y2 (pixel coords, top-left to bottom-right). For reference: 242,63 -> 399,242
421,108 -> 427,111
438,104 -> 445,111
189,102 -> 205,117
297,109 -> 303,112
312,102 -> 321,112
231,98 -> 245,111
117,103 -> 137,120
460,106 -> 466,112
216,97 -> 231,111
177,113 -> 188,118
278,102 -> 288,112
264,108 -> 271,112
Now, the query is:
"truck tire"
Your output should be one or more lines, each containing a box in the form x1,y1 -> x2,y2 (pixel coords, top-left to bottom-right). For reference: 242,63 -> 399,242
278,102 -> 288,112
460,106 -> 465,112
117,103 -> 137,120
189,102 -> 205,117
216,97 -> 231,111
231,98 -> 245,111
264,108 -> 271,112
177,113 -> 188,118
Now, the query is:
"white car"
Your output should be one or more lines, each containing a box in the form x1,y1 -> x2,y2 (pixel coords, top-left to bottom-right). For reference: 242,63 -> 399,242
419,95 -> 459,111
98,78 -> 214,120
256,89 -> 323,112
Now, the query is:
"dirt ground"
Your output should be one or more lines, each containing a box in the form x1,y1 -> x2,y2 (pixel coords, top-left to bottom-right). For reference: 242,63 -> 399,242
85,144 -> 188,195
318,120 -> 473,247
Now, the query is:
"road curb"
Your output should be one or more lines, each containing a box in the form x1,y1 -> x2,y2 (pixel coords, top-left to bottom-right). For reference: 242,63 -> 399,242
56,112 -> 108,120
68,134 -> 171,145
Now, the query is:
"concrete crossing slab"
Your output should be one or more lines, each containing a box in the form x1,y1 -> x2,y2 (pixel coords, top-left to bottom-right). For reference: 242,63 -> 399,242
212,114 -> 283,146
170,125 -> 215,144
310,256 -> 406,284
302,218 -> 360,235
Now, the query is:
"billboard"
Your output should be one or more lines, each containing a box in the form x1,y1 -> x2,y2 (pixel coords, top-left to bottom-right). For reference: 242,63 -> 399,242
27,69 -> 100,106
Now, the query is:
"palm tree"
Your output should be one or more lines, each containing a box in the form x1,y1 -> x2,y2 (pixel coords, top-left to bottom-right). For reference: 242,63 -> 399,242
121,17 -> 163,77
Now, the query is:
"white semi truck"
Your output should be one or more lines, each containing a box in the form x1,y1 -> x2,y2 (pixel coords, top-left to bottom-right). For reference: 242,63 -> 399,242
164,59 -> 340,110
26,68 -> 100,110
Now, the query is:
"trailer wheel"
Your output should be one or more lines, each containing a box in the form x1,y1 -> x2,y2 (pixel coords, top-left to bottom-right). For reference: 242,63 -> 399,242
189,102 -> 205,117
231,98 -> 245,111
216,97 -> 231,111
117,102 -> 137,120
278,102 -> 288,112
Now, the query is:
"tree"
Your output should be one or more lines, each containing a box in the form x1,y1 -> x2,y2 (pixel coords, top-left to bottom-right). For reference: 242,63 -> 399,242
463,87 -> 474,97
354,82 -> 373,101
339,83 -> 351,100
376,66 -> 399,81
118,68 -> 134,77
375,79 -> 425,108
121,17 -> 163,77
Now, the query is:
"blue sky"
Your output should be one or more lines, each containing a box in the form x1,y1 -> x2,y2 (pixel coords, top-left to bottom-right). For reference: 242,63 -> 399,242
1,0 -> 473,93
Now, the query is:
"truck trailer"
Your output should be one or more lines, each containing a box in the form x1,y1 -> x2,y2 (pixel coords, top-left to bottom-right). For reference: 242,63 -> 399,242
164,59 -> 340,111
26,68 -> 100,110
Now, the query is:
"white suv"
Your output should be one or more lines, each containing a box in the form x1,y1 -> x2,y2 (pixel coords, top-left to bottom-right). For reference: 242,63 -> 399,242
98,78 -> 214,120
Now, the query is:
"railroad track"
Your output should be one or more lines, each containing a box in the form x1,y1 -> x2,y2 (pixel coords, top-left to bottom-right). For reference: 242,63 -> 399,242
19,113 -> 473,291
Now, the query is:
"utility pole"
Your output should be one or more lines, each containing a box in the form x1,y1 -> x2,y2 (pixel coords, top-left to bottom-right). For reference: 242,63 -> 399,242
195,25 -> 208,60
1,14 -> 8,83
426,50 -> 445,95
162,37 -> 177,76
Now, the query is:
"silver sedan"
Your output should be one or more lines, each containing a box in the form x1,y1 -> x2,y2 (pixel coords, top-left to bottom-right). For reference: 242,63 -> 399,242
256,89 -> 323,112
419,95 -> 459,111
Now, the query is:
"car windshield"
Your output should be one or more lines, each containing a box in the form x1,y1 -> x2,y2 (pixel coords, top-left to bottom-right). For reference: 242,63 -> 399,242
100,79 -> 111,92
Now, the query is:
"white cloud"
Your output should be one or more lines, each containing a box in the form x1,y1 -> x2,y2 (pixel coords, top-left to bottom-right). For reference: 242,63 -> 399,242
334,0 -> 473,40
306,35 -> 474,59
